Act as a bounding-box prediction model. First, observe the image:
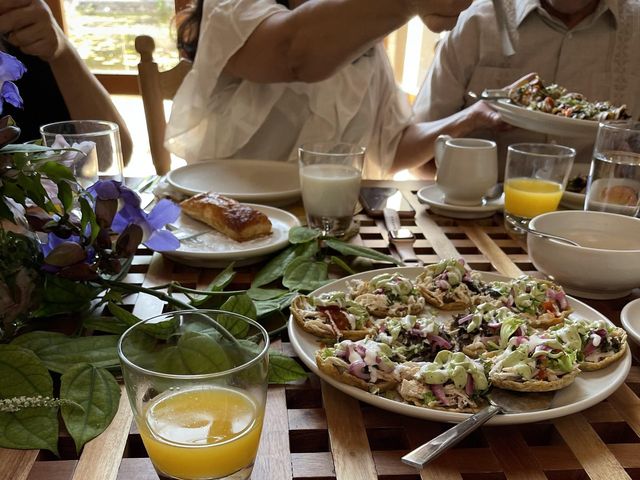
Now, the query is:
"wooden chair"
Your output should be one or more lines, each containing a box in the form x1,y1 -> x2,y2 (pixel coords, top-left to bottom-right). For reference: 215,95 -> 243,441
135,35 -> 192,175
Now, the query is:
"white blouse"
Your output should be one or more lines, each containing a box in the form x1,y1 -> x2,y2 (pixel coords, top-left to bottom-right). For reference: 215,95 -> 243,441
165,0 -> 411,179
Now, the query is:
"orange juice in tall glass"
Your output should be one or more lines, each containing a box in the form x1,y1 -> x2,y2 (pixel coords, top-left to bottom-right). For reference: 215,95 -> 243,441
118,311 -> 269,480
504,144 -> 575,233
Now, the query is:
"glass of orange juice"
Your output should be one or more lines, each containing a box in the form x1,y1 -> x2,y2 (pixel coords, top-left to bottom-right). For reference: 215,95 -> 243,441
118,310 -> 269,480
504,143 -> 576,234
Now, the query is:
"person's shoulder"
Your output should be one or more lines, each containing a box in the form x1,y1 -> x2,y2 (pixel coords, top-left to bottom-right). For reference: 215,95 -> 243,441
452,0 -> 496,34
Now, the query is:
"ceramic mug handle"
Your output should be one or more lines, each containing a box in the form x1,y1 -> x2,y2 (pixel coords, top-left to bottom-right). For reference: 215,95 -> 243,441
434,134 -> 452,169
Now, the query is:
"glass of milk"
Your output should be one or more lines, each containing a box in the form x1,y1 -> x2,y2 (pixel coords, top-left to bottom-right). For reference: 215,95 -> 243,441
299,142 -> 365,237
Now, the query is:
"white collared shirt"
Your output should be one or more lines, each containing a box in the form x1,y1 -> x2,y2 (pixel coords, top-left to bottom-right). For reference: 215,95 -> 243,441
165,0 -> 411,179
414,0 -> 640,172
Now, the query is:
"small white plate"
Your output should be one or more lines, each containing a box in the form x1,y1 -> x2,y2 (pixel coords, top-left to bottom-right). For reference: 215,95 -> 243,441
417,184 -> 504,219
162,205 -> 300,267
288,268 -> 631,425
166,160 -> 301,207
491,99 -> 599,138
621,297 -> 640,345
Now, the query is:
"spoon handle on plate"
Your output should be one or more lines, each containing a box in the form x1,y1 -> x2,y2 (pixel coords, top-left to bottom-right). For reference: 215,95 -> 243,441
401,405 -> 501,469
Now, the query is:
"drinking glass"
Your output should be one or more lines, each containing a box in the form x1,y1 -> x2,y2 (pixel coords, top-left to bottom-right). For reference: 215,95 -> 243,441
504,143 -> 576,232
40,120 -> 124,184
118,310 -> 269,480
585,121 -> 640,216
298,142 -> 365,237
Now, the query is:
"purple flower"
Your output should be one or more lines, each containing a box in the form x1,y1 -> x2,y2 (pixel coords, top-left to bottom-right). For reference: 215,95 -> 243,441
88,180 -> 180,252
0,51 -> 26,112
113,199 -> 180,251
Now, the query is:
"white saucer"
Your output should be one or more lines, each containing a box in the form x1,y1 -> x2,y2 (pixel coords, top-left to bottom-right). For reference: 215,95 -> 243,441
621,297 -> 640,345
417,185 -> 504,219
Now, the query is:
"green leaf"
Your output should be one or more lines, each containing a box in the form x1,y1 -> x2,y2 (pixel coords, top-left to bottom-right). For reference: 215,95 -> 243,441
2,180 -> 26,204
31,275 -> 100,318
324,238 -> 402,265
155,331 -> 234,375
252,241 -> 318,288
60,364 -> 120,453
0,143 -> 61,154
107,303 -> 177,340
191,263 -> 236,307
220,294 -> 256,319
268,351 -> 307,384
0,345 -> 59,454
254,291 -> 298,319
17,173 -> 49,210
57,180 -> 74,213
247,287 -> 289,301
282,257 -> 329,291
83,316 -> 129,335
79,196 -> 99,244
12,332 -> 120,374
289,226 -> 321,244
330,255 -> 357,275
219,294 -> 256,337
39,161 -> 76,183
0,197 -> 15,222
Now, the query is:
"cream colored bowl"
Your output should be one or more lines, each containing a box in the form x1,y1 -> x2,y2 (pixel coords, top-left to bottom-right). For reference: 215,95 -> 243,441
527,211 -> 640,299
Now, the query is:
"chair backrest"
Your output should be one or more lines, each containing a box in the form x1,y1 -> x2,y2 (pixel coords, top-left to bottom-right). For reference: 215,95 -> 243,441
135,35 -> 192,175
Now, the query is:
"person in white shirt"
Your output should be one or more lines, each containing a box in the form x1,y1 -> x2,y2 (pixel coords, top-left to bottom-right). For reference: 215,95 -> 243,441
165,0 -> 502,179
413,0 -> 640,177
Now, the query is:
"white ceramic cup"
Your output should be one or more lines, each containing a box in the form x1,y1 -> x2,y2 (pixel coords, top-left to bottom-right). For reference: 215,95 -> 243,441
434,135 -> 498,206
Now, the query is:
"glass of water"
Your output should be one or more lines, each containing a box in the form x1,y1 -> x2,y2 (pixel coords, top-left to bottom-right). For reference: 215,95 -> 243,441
40,120 -> 124,184
585,121 -> 640,216
298,142 -> 365,237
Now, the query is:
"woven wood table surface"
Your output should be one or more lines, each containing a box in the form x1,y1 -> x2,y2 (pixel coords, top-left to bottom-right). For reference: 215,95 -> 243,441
3,180 -> 639,480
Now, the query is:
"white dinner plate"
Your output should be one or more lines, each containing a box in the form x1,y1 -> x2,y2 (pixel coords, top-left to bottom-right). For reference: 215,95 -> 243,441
621,298 -> 640,346
491,99 -> 599,138
163,205 -> 300,267
166,160 -> 301,206
288,267 -> 631,425
417,184 -> 504,219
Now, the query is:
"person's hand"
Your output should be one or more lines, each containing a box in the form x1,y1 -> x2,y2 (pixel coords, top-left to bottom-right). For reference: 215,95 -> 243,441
467,100 -> 510,132
411,0 -> 473,33
0,0 -> 67,62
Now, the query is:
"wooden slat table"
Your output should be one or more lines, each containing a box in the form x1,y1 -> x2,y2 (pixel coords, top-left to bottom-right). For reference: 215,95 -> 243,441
3,180 -> 639,480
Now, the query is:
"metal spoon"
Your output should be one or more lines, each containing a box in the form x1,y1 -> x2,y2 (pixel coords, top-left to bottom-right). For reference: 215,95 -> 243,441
401,388 -> 555,469
468,89 -> 511,101
505,216 -> 581,247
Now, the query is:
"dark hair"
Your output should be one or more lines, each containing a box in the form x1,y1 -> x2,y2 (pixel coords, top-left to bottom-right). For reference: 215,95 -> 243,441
177,0 -> 290,61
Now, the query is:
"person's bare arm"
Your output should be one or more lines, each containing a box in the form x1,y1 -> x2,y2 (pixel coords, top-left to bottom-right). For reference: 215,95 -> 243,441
390,101 -> 503,175
0,0 -> 133,165
225,0 -> 472,83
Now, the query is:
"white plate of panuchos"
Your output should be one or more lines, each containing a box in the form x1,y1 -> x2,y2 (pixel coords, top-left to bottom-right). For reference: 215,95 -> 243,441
288,259 -> 630,425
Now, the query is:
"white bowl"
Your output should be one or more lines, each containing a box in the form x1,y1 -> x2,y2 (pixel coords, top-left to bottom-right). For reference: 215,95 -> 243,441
527,211 -> 640,299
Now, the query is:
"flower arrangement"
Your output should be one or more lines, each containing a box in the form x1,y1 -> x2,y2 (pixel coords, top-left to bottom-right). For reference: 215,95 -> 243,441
0,51 -> 309,455
0,50 -> 400,456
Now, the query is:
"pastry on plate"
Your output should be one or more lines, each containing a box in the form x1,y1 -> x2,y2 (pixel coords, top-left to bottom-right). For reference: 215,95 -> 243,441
180,192 -> 272,242
291,292 -> 374,340
395,350 -> 488,412
549,317 -> 627,371
486,334 -> 580,392
415,258 -> 486,310
348,272 -> 426,318
316,339 -> 398,394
